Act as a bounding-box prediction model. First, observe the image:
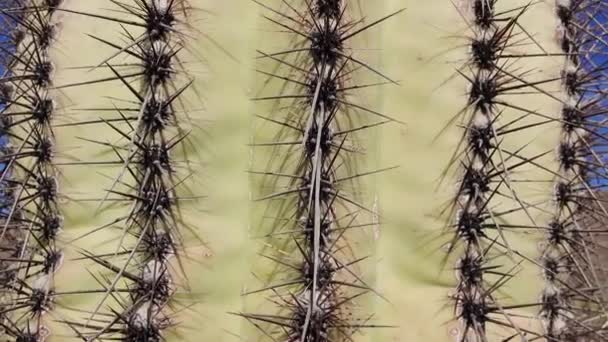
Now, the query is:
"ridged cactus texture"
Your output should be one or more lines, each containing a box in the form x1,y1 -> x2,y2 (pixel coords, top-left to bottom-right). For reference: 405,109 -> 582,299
539,0 -> 608,339
446,1 -> 546,340
450,0 -> 506,339
0,0 -> 606,341
46,0 -> 205,340
242,1 -> 402,340
60,0 -> 193,339
444,0 -> 608,340
444,0 -> 608,341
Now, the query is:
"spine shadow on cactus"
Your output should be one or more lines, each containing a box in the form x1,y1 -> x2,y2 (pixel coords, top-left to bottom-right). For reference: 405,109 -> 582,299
238,1 -> 403,341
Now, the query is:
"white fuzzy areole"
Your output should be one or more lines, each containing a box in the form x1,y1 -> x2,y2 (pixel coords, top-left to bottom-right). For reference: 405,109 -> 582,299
471,108 -> 490,129
33,273 -> 52,292
153,0 -> 169,13
132,302 -> 153,326
143,259 -> 168,282
153,39 -> 169,52
25,321 -> 50,341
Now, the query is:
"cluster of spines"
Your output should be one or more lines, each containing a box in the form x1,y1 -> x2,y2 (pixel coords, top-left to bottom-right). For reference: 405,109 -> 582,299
52,0 -> 195,340
275,3 -> 351,339
450,1 -> 503,339
0,1 -> 22,336
0,1 -> 65,340
444,0 -> 558,340
537,1 -> 608,340
0,0 -> 21,296
444,0 -> 608,339
242,0 -> 402,340
0,0 -> 19,68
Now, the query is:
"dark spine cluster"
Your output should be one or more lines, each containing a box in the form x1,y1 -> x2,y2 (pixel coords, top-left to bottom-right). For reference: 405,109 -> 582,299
446,0 -> 555,340
53,0 -> 196,340
445,0 -> 608,340
451,2 -> 501,340
0,1 -> 63,340
538,1 -> 608,339
277,3 -> 347,340
242,1 -> 402,341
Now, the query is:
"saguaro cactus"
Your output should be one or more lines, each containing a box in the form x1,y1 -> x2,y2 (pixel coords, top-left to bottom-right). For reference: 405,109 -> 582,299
442,1 -> 544,339
538,1 -> 608,340
0,0 -> 605,341
43,0 -> 207,340
241,1 -> 402,341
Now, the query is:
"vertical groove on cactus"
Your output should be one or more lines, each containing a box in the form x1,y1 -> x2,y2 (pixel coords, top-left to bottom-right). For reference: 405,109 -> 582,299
48,0 -> 202,340
538,1 -> 608,339
241,1 -> 402,340
0,1 -> 64,340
